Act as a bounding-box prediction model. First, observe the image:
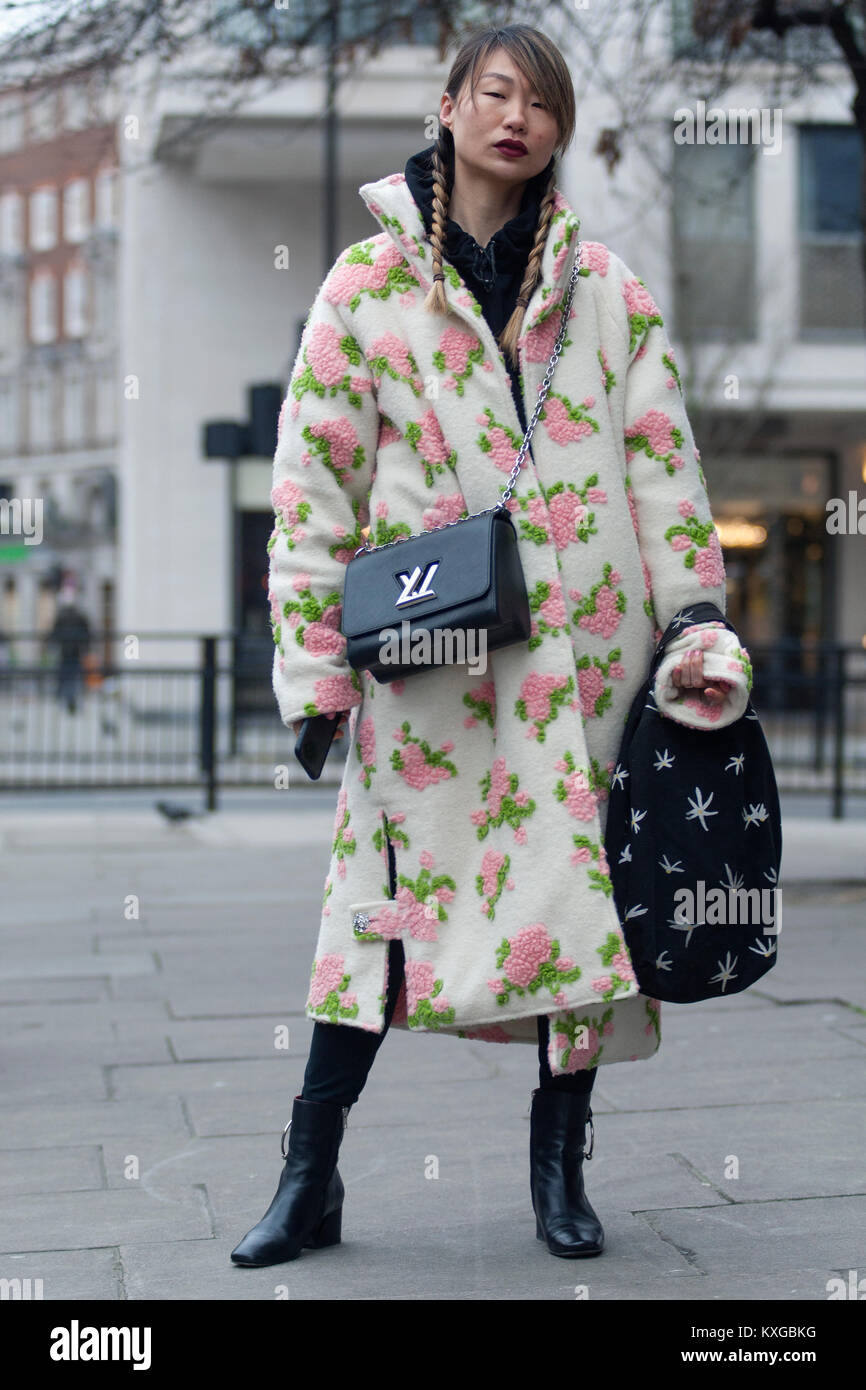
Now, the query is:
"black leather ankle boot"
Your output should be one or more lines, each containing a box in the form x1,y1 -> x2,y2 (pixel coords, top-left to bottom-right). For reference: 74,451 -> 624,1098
530,1087 -> 604,1257
230,1094 -> 349,1267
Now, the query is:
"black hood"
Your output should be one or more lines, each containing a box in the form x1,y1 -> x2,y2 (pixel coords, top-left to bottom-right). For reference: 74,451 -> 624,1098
404,143 -> 554,293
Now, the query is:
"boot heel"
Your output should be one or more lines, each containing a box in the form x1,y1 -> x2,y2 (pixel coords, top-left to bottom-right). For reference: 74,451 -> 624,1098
308,1204 -> 342,1248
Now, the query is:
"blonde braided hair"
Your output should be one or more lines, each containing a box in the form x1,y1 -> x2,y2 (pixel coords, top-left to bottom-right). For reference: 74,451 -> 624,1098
422,133 -> 558,374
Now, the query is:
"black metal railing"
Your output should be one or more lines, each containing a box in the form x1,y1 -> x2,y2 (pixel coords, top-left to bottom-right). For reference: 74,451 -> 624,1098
0,631 -> 864,813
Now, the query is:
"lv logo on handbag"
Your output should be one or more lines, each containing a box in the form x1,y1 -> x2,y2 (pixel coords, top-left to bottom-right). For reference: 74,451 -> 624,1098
395,562 -> 440,607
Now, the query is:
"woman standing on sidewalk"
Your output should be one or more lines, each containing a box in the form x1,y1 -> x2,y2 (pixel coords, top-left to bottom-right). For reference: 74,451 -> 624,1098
231,22 -> 751,1269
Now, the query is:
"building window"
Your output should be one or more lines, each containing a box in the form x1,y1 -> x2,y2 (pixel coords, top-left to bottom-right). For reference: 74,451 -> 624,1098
799,124 -> 865,338
63,264 -> 89,338
0,93 -> 24,154
27,88 -> 58,144
29,187 -> 58,251
94,167 -> 118,230
62,368 -> 86,446
63,178 -> 90,243
28,374 -> 55,452
30,272 -> 58,344
63,83 -> 91,131
0,281 -> 22,362
672,134 -> 757,341
0,378 -> 18,451
95,366 -> 116,441
0,192 -> 23,255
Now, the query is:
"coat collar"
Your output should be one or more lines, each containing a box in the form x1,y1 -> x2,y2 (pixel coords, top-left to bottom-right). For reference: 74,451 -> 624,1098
358,167 -> 582,342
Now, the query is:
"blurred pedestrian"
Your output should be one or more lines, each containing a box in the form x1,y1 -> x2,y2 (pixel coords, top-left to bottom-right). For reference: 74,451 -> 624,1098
50,586 -> 91,714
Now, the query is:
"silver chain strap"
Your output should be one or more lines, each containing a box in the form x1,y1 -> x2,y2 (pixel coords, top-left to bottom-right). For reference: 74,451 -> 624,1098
353,240 -> 584,557
499,240 -> 583,506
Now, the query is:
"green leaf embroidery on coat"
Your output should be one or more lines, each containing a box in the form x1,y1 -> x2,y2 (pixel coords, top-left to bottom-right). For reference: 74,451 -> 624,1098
570,561 -> 626,636
280,585 -> 343,652
625,279 -> 664,355
431,338 -> 486,396
514,674 -> 575,743
527,578 -> 571,650
270,502 -> 311,558
662,350 -> 682,394
404,418 -> 459,488
341,240 -> 420,312
462,682 -> 496,728
492,930 -> 582,1006
552,1006 -> 614,1071
391,721 -> 458,782
664,515 -> 716,573
372,815 -> 410,857
598,347 -> 616,394
301,422 -> 367,487
595,930 -> 634,999
623,418 -> 685,477
309,966 -> 360,1023
292,331 -> 366,407
539,389 -> 599,441
476,851 -> 511,919
407,980 -> 456,1029
731,645 -> 754,692
365,343 -> 424,397
476,406 -> 523,465
571,835 -> 614,896
575,648 -> 623,719
332,802 -> 356,866
473,762 -> 536,841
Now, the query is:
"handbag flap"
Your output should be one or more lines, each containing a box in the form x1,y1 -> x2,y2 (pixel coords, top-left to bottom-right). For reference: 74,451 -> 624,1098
341,511 -> 501,637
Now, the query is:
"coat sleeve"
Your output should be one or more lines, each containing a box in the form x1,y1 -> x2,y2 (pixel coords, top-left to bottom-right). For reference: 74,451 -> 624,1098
605,250 -> 752,730
267,259 -> 379,727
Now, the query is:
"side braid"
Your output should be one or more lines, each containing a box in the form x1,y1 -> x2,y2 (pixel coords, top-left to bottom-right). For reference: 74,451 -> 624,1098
422,139 -> 451,316
498,165 -> 558,372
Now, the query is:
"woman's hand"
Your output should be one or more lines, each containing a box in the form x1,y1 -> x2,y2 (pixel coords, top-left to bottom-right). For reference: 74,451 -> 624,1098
291,712 -> 350,742
669,649 -> 732,705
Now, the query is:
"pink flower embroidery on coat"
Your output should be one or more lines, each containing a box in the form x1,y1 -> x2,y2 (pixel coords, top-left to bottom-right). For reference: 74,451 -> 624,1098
553,752 -> 600,821
463,679 -> 496,729
476,406 -> 521,474
621,277 -> 664,355
302,417 -> 367,487
664,512 -> 726,587
365,332 -> 423,394
476,848 -> 514,919
490,924 -> 582,1005
471,756 -> 536,843
527,577 -> 569,650
308,954 -> 359,1021
581,241 -> 610,276
391,721 -> 457,788
404,961 -> 456,1028
432,326 -> 485,394
624,409 -> 685,476
405,408 -> 458,487
541,392 -> 599,446
576,649 -> 625,720
515,672 -> 575,742
355,714 -> 376,788
423,491 -> 467,529
324,239 -> 416,311
569,562 -> 626,639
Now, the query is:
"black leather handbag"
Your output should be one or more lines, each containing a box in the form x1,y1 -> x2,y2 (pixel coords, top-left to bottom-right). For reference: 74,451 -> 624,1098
340,245 -> 584,684
603,602 -> 783,1003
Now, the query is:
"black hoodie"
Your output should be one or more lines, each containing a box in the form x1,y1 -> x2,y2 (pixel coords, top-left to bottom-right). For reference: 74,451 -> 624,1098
404,144 -> 554,436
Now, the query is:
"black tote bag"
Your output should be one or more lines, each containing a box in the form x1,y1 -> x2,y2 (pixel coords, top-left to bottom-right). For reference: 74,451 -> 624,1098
604,602 -> 783,1003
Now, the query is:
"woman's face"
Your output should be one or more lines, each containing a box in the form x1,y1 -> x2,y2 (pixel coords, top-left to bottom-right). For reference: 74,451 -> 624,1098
439,46 -> 560,190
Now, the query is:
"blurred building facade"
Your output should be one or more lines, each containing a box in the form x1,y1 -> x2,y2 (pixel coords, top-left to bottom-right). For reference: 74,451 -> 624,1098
0,0 -> 864,667
0,73 -> 120,646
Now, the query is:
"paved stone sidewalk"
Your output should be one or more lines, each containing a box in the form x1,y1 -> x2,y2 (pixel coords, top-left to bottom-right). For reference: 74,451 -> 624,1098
0,796 -> 864,1301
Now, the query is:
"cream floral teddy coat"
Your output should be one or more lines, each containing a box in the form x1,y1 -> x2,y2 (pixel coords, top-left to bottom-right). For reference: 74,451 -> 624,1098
266,168 -> 753,1075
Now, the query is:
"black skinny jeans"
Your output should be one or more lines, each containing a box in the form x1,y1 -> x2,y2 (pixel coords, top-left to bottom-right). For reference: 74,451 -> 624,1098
301,837 -> 596,1106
